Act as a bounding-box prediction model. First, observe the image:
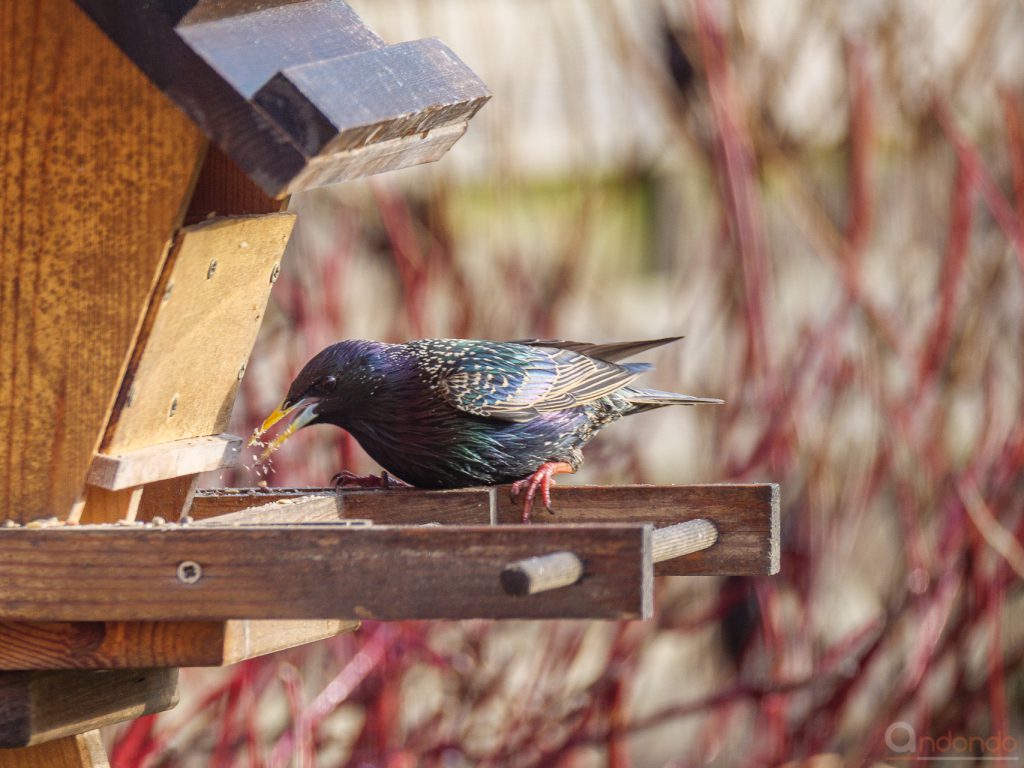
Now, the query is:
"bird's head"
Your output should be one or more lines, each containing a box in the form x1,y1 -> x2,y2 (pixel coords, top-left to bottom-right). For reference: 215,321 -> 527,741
251,340 -> 388,457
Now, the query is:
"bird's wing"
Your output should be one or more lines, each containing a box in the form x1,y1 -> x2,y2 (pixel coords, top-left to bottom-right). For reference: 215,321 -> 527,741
516,336 -> 682,362
437,342 -> 641,422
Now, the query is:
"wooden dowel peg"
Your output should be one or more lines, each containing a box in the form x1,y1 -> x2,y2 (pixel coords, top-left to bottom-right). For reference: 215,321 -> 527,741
500,552 -> 584,596
652,519 -> 718,563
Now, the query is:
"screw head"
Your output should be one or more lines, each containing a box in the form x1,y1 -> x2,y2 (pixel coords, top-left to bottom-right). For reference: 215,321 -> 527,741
207,259 -> 218,279
270,263 -> 281,284
168,396 -> 178,418
237,362 -> 247,380
162,282 -> 174,301
176,560 -> 202,584
125,384 -> 137,408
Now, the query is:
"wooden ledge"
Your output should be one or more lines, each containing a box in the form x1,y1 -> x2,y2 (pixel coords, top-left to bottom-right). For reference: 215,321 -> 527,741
0,524 -> 651,622
0,667 -> 178,748
191,483 -> 780,575
87,434 -> 242,491
0,620 -> 358,671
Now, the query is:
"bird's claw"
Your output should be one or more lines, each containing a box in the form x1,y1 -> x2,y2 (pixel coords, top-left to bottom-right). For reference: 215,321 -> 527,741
510,461 -> 575,523
331,470 -> 410,490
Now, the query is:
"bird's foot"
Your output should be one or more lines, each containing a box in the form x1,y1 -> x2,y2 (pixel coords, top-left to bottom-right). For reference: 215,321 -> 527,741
332,470 -> 410,490
510,461 -> 576,523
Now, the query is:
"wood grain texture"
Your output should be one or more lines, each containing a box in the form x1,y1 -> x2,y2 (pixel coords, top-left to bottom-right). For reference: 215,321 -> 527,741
73,488 -> 144,526
88,435 -> 242,491
0,0 -> 205,524
0,620 -> 357,670
137,474 -> 200,523
0,731 -> 109,768
495,484 -> 779,576
190,488 -> 494,524
0,525 -> 652,621
102,215 -> 296,453
254,39 -> 489,155
0,668 -> 178,748
186,144 -> 286,222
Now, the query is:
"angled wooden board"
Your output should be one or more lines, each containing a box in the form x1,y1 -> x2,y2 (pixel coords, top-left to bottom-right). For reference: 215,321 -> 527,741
102,214 -> 295,453
0,731 -> 109,768
0,0 -> 205,524
0,525 -> 652,621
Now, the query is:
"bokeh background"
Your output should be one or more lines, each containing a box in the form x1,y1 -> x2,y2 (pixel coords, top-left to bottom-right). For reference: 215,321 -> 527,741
114,1 -> 1024,765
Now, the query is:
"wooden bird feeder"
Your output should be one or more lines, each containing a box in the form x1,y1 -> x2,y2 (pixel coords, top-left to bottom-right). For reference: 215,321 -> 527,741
0,1 -> 779,763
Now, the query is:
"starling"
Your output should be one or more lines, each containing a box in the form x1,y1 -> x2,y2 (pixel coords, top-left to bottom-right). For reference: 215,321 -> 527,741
254,337 -> 722,521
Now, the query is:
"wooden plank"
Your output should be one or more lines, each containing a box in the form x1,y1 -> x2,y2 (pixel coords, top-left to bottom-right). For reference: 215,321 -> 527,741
494,484 -> 780,576
102,215 -> 296,454
190,488 -> 494,525
0,731 -> 109,768
253,39 -> 489,155
137,475 -> 200,523
0,668 -> 178,748
0,620 -> 358,670
73,488 -> 144,526
87,434 -> 242,491
0,525 -> 652,621
0,0 -> 205,524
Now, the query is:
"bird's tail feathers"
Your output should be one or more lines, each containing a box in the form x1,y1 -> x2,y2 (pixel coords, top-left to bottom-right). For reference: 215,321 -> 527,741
626,387 -> 724,409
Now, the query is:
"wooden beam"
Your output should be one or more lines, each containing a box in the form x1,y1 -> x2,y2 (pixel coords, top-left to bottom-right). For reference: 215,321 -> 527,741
0,0 -> 205,524
494,484 -> 780,576
0,668 -> 178,749
0,525 -> 652,621
190,484 -> 779,576
0,620 -> 358,671
0,731 -> 109,768
87,435 -> 242,491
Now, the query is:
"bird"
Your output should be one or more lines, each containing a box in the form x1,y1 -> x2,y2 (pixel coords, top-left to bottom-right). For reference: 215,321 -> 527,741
252,337 -> 722,522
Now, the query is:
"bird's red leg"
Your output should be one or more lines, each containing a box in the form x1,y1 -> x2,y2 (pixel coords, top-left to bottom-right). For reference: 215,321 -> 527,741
332,470 -> 410,490
510,461 -> 576,523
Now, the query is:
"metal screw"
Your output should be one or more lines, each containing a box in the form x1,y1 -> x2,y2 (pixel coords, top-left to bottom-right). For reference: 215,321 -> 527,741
237,362 -> 247,380
162,282 -> 174,301
176,560 -> 202,584
207,259 -> 218,279
168,396 -> 178,418
270,263 -> 281,284
125,384 -> 137,408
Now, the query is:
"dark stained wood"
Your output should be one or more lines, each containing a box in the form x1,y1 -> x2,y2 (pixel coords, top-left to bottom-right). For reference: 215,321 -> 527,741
0,0 -> 205,524
494,484 -> 780,576
253,38 -> 490,155
73,0 -> 490,196
186,144 -> 286,221
0,525 -> 652,621
190,487 -> 494,524
0,668 -> 178,748
0,731 -> 109,768
0,620 -> 358,670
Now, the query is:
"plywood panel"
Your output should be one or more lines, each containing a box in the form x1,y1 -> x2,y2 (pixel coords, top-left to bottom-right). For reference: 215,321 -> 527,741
0,0 -> 205,523
102,214 -> 296,453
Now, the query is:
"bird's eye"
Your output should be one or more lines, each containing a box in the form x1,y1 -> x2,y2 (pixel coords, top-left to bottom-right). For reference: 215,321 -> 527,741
320,375 -> 338,393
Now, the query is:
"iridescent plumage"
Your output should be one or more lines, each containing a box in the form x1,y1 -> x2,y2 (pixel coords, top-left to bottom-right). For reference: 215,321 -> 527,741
256,337 -> 721,517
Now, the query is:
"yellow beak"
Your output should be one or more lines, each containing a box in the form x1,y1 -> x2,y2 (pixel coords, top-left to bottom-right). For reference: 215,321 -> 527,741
250,399 -> 319,459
